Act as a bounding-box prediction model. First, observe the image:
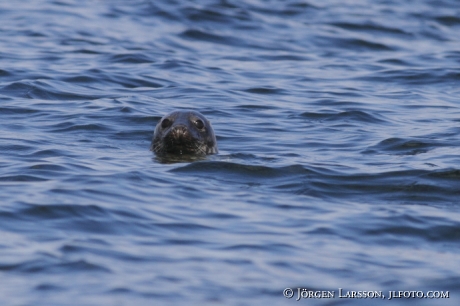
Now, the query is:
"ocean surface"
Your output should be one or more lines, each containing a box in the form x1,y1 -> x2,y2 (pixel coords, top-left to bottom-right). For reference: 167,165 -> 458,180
0,0 -> 459,305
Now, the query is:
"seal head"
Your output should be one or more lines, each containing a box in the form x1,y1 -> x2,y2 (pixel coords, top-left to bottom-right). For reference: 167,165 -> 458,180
151,110 -> 218,155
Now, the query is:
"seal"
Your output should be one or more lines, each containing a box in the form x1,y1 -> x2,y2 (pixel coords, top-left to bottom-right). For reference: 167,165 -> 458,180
151,110 -> 218,155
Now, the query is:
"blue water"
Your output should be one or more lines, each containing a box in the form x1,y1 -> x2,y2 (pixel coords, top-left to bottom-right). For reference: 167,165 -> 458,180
1,0 -> 459,305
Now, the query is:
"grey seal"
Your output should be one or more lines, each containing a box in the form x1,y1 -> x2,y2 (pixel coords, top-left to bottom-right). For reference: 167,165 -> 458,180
151,110 -> 218,155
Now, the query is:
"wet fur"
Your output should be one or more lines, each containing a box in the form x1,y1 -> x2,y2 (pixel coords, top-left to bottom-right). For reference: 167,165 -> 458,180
151,110 -> 218,156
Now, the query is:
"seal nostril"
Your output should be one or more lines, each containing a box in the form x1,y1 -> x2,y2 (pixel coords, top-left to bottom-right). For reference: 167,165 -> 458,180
172,125 -> 188,136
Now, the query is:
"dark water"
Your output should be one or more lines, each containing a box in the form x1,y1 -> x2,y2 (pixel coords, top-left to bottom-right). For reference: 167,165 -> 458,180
1,0 -> 459,305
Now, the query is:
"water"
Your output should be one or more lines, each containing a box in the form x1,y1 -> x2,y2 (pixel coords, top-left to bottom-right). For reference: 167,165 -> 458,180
0,0 -> 459,305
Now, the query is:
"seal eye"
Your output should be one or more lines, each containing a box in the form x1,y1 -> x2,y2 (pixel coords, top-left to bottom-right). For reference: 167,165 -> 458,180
161,118 -> 172,129
194,119 -> 204,130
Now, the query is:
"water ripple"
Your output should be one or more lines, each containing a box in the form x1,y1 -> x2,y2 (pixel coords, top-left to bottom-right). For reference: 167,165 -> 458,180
1,0 -> 460,305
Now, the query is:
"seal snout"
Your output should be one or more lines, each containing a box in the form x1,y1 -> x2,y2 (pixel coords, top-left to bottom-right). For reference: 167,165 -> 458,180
170,125 -> 189,139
